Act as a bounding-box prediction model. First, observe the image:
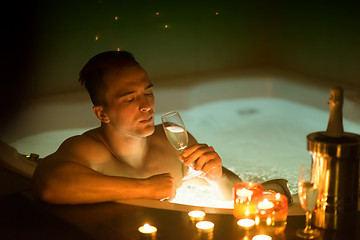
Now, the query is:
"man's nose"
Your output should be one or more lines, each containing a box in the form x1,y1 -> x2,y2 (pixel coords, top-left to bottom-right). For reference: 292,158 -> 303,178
139,97 -> 152,112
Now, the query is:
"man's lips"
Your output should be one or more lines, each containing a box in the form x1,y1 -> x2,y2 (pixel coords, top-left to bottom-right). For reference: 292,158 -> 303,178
140,116 -> 153,123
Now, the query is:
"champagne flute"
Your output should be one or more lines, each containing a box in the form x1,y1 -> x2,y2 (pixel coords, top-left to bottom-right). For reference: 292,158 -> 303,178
296,164 -> 320,239
161,111 -> 201,180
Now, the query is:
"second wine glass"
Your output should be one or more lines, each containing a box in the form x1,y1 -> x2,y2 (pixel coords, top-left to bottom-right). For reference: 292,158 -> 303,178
296,164 -> 321,239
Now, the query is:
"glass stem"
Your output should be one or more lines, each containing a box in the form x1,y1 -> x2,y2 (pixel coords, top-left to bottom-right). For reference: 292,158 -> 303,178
305,210 -> 313,231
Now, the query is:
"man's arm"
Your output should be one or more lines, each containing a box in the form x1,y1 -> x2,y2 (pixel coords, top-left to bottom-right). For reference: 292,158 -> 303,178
32,158 -> 174,204
32,136 -> 175,204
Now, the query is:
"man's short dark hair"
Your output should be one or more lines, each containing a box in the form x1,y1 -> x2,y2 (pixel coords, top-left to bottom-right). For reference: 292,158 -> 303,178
79,51 -> 139,106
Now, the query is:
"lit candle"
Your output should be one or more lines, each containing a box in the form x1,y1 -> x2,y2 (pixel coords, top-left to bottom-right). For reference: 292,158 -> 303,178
255,193 -> 288,234
257,199 -> 274,210
236,188 -> 253,201
252,235 -> 272,240
138,223 -> 157,236
188,210 -> 206,222
233,182 -> 264,220
237,219 -> 255,228
196,221 -> 214,233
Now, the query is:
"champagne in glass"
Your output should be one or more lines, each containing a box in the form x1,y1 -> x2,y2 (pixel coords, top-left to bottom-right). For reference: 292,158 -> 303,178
161,111 -> 188,151
296,164 -> 321,239
161,111 -> 201,180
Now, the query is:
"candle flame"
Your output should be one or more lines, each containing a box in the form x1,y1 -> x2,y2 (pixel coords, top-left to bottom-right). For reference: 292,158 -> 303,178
138,223 -> 157,234
266,217 -> 272,226
275,193 -> 281,199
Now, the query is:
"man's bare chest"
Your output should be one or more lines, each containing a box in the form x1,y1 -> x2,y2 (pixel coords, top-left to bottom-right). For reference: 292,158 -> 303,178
91,147 -> 183,180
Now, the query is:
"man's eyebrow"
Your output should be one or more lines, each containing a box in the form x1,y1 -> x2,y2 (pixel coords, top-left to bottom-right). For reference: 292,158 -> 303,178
116,83 -> 154,98
116,90 -> 135,98
145,83 -> 154,90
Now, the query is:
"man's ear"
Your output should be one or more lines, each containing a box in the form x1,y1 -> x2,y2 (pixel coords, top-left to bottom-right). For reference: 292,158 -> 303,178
93,106 -> 110,123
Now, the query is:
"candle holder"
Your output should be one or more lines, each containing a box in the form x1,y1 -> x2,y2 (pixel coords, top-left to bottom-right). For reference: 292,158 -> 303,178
188,210 -> 206,223
254,192 -> 288,235
233,182 -> 264,220
196,221 -> 214,240
138,223 -> 157,239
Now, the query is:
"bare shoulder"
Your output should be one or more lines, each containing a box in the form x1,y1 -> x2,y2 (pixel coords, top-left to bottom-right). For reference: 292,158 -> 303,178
149,124 -> 167,143
44,128 -> 110,166
148,124 -> 176,153
60,128 -> 101,148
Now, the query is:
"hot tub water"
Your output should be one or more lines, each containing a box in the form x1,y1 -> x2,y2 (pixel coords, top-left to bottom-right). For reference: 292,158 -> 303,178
10,97 -> 360,208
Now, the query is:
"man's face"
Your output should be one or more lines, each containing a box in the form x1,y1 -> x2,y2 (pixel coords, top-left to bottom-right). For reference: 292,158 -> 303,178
102,65 -> 155,138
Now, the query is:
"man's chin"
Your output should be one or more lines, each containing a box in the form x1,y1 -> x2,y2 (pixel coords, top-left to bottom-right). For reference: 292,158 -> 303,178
140,124 -> 155,137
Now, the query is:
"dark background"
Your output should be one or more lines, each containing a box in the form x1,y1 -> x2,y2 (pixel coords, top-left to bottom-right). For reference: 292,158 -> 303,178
2,1 -> 360,132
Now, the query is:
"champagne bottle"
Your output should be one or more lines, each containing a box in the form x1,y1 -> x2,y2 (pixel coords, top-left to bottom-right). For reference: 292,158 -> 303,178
325,86 -> 344,137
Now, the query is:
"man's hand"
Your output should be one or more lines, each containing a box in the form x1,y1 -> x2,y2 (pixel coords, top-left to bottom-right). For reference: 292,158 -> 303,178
144,173 -> 175,200
179,144 -> 223,181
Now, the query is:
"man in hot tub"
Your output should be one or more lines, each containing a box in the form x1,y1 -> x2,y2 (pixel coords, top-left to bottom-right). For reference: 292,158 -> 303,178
32,51 -> 290,204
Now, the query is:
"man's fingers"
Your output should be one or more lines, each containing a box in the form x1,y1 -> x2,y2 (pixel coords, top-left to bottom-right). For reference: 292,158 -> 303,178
182,145 -> 214,166
192,152 -> 218,171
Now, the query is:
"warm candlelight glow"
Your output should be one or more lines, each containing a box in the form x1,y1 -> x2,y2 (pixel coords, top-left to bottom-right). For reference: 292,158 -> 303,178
237,188 -> 253,200
245,208 -> 250,217
257,198 -> 275,210
233,182 -> 264,220
237,219 -> 255,228
196,221 -> 214,232
252,235 -> 272,240
138,223 -> 157,235
188,210 -> 206,222
266,216 -> 272,226
275,193 -> 281,199
254,192 -> 288,234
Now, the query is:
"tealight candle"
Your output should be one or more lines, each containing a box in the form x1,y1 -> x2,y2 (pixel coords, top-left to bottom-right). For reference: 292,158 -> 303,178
236,188 -> 254,200
254,192 -> 288,234
138,223 -> 157,236
188,210 -> 206,222
196,221 -> 214,233
257,199 -> 275,210
252,234 -> 272,240
233,182 -> 264,220
237,219 -> 255,228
